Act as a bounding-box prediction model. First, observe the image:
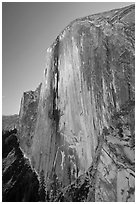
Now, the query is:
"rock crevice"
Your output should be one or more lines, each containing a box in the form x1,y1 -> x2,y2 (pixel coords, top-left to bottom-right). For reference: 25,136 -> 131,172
18,4 -> 135,202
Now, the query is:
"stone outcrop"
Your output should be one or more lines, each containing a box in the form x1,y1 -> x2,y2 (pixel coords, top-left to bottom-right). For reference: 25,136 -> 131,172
19,83 -> 42,155
18,4 -> 135,201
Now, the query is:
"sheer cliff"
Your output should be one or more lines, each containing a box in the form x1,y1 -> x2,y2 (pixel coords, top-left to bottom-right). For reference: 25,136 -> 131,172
18,4 -> 134,202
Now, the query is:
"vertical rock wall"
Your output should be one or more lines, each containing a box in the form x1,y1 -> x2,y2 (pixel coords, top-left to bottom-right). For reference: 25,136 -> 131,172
19,4 -> 135,200
19,83 -> 41,155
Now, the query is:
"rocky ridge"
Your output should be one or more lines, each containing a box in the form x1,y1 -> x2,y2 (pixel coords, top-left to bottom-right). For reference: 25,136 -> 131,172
2,114 -> 19,130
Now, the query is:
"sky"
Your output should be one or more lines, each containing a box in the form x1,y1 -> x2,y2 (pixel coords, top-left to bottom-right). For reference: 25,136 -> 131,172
2,2 -> 133,115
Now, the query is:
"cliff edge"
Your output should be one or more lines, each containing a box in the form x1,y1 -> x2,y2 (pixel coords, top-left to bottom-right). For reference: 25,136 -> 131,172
18,4 -> 135,201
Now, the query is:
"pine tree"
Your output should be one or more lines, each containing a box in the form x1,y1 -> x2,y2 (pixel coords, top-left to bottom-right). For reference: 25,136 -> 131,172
39,169 -> 46,201
68,165 -> 71,184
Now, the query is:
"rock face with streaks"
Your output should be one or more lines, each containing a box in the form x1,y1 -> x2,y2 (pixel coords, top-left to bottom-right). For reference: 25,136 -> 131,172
19,4 -> 135,201
19,83 -> 42,155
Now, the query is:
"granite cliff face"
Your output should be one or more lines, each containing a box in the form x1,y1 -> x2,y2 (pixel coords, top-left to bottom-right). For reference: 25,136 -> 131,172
19,4 -> 135,201
19,83 -> 42,155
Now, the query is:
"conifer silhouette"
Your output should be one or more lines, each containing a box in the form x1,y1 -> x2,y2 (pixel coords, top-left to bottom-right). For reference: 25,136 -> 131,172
39,169 -> 46,201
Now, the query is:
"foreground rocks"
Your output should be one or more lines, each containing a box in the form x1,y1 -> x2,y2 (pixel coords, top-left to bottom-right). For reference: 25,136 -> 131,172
3,4 -> 135,202
2,129 -> 40,201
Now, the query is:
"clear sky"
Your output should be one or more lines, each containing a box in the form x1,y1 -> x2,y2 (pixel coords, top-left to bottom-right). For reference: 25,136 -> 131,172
2,2 -> 133,115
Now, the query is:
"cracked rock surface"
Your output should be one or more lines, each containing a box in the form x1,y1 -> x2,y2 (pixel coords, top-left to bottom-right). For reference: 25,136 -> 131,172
16,4 -> 135,202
